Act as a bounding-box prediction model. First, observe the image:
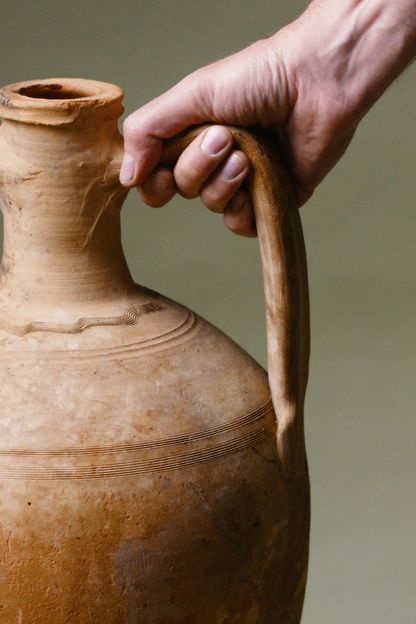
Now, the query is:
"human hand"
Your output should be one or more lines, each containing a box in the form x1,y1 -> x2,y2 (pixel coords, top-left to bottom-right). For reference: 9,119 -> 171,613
121,0 -> 416,237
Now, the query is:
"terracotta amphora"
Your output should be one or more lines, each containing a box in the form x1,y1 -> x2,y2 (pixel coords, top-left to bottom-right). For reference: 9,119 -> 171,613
0,78 -> 310,624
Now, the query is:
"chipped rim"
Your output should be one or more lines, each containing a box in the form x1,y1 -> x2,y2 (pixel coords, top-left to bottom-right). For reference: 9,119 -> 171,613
0,78 -> 124,127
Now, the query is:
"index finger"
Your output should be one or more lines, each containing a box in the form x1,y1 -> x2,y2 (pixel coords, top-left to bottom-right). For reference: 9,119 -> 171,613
120,76 -> 214,187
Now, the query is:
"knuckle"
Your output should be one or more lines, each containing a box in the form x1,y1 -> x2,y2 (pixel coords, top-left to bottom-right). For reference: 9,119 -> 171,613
138,190 -> 167,209
200,189 -> 227,213
178,188 -> 198,200
122,116 -> 135,135
175,166 -> 202,197
123,114 -> 144,139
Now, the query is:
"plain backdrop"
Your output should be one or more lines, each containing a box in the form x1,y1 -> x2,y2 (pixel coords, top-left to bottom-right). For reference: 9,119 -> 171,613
0,1 -> 415,622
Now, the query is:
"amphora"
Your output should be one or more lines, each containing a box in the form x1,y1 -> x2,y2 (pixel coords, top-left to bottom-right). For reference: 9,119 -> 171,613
0,78 -> 310,623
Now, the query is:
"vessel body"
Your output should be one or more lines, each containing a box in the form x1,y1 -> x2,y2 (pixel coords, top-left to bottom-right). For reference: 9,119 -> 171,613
0,79 -> 309,623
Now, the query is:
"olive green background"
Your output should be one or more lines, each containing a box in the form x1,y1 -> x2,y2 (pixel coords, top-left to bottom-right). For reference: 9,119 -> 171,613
0,1 -> 415,622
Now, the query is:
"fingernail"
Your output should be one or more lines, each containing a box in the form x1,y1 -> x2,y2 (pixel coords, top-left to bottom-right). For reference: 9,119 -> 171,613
220,153 -> 246,181
119,152 -> 135,184
201,126 -> 230,156
230,191 -> 246,212
150,172 -> 170,195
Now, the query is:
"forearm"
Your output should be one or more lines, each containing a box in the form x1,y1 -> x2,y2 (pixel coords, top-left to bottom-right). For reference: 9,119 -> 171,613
285,0 -> 416,115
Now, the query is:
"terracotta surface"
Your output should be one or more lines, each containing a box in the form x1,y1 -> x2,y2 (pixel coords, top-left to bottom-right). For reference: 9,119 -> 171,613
0,79 -> 310,623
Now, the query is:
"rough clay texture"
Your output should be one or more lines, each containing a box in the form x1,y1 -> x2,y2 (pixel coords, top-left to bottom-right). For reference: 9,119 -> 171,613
0,79 -> 309,623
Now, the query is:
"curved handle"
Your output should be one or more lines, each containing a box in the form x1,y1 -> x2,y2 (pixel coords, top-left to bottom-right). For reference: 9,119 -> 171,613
161,125 -> 310,477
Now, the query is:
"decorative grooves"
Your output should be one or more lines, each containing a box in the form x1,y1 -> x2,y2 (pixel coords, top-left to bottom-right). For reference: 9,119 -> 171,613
0,398 -> 275,480
0,302 -> 165,336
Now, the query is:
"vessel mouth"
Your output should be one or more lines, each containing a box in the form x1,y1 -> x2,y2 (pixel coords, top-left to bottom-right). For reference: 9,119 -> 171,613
18,83 -> 100,100
0,78 -> 124,126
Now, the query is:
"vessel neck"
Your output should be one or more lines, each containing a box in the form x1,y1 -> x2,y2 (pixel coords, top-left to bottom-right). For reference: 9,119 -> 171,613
0,117 -> 135,321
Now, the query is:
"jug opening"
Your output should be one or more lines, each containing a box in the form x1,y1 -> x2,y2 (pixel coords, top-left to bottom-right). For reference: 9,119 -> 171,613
0,79 -> 124,126
18,83 -> 99,100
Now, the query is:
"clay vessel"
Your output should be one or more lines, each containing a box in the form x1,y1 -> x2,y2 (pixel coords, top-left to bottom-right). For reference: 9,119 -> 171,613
0,79 -> 310,623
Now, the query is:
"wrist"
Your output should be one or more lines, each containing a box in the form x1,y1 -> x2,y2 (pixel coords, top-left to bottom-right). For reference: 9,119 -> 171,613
277,0 -> 416,117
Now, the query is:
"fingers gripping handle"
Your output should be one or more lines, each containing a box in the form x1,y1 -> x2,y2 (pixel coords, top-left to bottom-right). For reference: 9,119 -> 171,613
161,125 -> 310,477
